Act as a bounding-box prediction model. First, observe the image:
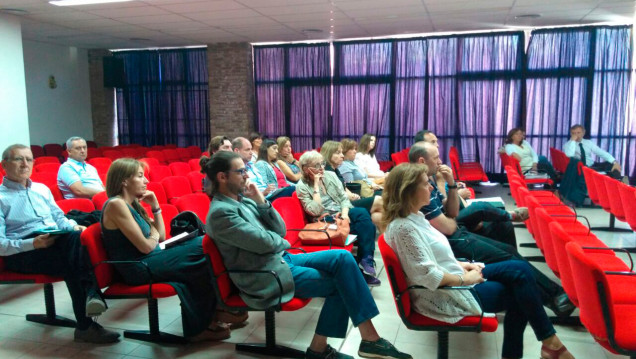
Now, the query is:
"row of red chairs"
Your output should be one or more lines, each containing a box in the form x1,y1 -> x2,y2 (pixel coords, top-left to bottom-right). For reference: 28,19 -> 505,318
30,143 -> 186,158
583,166 -> 636,232
448,146 -> 489,183
29,146 -> 203,163
506,166 -> 636,357
501,152 -> 554,188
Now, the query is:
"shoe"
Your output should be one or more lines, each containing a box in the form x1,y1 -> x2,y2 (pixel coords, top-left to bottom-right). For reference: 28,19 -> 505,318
74,322 -> 120,344
540,344 -> 569,359
358,338 -> 412,359
359,256 -> 377,277
547,293 -> 575,318
215,309 -> 248,324
189,326 -> 231,342
364,273 -> 381,287
306,344 -> 353,359
85,295 -> 107,317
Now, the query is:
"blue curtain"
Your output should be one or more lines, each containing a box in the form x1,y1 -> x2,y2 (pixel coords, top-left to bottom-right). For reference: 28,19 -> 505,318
114,48 -> 210,148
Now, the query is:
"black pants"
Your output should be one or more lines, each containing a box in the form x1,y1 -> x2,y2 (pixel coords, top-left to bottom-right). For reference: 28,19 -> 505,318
456,202 -> 517,247
590,161 -> 622,180
448,227 -> 563,305
4,231 -> 99,329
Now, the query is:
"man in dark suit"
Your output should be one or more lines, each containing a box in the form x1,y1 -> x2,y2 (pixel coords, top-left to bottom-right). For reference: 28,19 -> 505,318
205,151 -> 411,359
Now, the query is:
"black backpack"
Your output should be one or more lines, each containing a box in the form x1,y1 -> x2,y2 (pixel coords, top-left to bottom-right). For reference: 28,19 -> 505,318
170,211 -> 205,238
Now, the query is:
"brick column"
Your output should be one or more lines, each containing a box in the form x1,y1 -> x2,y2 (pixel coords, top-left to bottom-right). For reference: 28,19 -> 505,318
208,43 -> 255,140
88,49 -> 116,146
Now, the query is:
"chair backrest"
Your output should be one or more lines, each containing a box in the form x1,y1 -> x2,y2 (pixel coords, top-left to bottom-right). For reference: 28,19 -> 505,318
187,171 -> 205,193
448,146 -> 461,177
162,149 -> 180,163
187,146 -> 202,159
161,176 -> 193,203
34,156 -> 61,166
92,191 -> 108,211
174,193 -> 211,224
378,234 -> 413,319
30,145 -> 45,158
168,162 -> 191,177
201,234 -> 238,304
146,151 -> 167,165
602,176 -> 625,220
87,157 -> 112,175
272,196 -> 307,247
147,181 -> 168,204
161,204 -> 179,239
534,207 -> 562,275
176,148 -> 191,161
188,158 -> 201,172
164,144 -> 177,149
120,148 -> 138,158
149,165 -> 172,182
139,157 -> 161,168
86,140 -> 98,148
617,183 -> 636,231
56,198 -> 96,214
102,150 -> 125,161
34,162 -> 61,173
581,166 -> 599,204
43,143 -> 64,158
565,242 -> 614,344
86,147 -> 103,160
80,223 -> 116,288
592,171 -> 611,211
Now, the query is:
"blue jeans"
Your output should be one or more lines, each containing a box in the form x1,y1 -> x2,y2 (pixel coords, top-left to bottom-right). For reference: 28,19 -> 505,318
474,260 -> 556,359
456,202 -> 516,247
283,250 -> 380,338
538,155 -> 558,182
348,207 -> 376,261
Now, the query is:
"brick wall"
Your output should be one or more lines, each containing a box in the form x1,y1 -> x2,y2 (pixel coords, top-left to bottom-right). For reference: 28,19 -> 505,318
208,43 -> 255,140
88,49 -> 116,146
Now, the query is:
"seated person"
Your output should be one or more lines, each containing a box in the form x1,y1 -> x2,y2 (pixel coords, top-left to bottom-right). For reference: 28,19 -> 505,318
101,158 -> 246,342
563,124 -> 623,181
355,133 -> 386,182
504,128 -> 557,181
382,163 -> 574,359
57,136 -> 104,199
0,144 -> 118,343
276,136 -> 302,183
408,142 -> 574,317
339,138 -> 382,195
253,139 -> 296,201
208,135 -> 232,155
204,151 -> 411,359
249,131 -> 263,163
296,150 -> 380,287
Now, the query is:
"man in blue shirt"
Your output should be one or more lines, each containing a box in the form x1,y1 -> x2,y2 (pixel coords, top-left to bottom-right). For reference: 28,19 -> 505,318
1,144 -> 119,343
57,136 -> 104,199
409,142 -> 575,317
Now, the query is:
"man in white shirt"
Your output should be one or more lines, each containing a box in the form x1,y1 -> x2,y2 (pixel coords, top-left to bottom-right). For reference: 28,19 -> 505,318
57,137 -> 104,199
563,125 -> 622,180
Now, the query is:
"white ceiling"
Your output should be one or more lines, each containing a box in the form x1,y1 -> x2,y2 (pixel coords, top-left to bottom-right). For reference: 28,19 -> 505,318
0,0 -> 634,49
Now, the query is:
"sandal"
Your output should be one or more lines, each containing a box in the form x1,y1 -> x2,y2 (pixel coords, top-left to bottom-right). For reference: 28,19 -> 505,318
215,309 -> 248,324
540,344 -> 569,359
510,207 -> 529,222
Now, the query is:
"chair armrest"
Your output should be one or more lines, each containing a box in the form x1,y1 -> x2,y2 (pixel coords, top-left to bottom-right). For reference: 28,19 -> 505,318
287,228 -> 333,249
583,247 -> 634,271
95,259 -> 156,298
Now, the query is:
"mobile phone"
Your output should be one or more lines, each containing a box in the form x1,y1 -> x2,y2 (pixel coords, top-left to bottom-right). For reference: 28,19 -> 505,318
323,215 -> 335,223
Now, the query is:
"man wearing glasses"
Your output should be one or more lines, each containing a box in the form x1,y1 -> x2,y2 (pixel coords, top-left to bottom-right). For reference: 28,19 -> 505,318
0,144 -> 119,343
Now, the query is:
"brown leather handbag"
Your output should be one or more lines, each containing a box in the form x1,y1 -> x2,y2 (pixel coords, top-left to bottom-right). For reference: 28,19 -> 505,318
298,216 -> 350,247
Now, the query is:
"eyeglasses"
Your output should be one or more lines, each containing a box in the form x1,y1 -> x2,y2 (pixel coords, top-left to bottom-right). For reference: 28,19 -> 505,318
9,156 -> 34,163
306,162 -> 326,170
228,168 -> 248,176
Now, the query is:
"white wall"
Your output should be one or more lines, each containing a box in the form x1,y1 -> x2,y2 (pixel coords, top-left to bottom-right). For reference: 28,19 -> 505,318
23,40 -> 93,146
0,15 -> 30,151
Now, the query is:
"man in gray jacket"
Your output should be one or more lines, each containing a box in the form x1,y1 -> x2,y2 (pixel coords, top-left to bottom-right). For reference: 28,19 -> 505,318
205,151 -> 411,359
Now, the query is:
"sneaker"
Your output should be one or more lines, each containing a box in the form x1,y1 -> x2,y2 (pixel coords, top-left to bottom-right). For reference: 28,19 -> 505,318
359,256 -> 377,277
74,322 -> 120,344
306,344 -> 353,359
358,338 -> 412,359
364,273 -> 381,287
85,295 -> 107,317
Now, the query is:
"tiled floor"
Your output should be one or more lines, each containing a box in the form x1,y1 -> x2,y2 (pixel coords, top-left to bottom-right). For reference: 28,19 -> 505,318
0,183 -> 632,358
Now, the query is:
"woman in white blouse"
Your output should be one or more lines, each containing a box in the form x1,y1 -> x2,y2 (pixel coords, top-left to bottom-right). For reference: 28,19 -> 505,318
504,128 -> 557,180
355,134 -> 386,182
382,163 -> 574,359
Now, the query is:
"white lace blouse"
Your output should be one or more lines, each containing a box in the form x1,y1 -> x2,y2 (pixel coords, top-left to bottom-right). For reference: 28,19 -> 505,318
384,212 -> 486,323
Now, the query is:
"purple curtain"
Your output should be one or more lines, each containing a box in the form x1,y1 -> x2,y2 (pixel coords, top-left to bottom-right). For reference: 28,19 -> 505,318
115,48 -> 209,148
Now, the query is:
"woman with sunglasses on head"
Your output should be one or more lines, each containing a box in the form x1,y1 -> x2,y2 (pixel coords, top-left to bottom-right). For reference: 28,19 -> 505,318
382,163 -> 575,359
296,150 -> 381,287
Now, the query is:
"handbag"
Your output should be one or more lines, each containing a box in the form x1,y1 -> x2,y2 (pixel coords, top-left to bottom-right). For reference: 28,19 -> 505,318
352,180 -> 375,198
298,215 -> 350,247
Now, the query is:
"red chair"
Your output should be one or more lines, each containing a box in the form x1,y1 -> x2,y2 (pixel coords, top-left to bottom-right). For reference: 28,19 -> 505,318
30,145 -> 45,158
174,193 -> 211,224
186,146 -> 202,159
448,146 -> 489,183
30,172 -> 63,201
272,194 -> 353,253
617,183 -> 636,231
34,162 -> 61,173
102,150 -> 125,161
549,147 -> 570,174
162,149 -> 180,163
160,204 -> 179,239
56,198 -> 96,214
390,148 -> 409,165
43,143 -> 64,158
34,156 -> 60,166
134,147 -> 149,159
602,175 -> 627,223
146,151 -> 168,165
501,153 -> 553,188
164,144 -> 177,149
150,145 -> 165,151
86,140 -> 98,148
378,234 -> 498,359
140,157 -> 161,169
187,171 -> 205,193
120,148 -> 138,158
87,157 -> 112,175
161,176 -> 193,204
168,162 -> 191,177
590,171 -> 629,232
92,191 -> 108,211
176,148 -> 192,161
582,166 -> 600,205
566,242 -> 636,357
188,158 -> 201,172
201,234 -> 311,358
86,147 -> 102,160
80,224 -> 186,344
149,165 -> 172,182
147,182 -> 168,205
